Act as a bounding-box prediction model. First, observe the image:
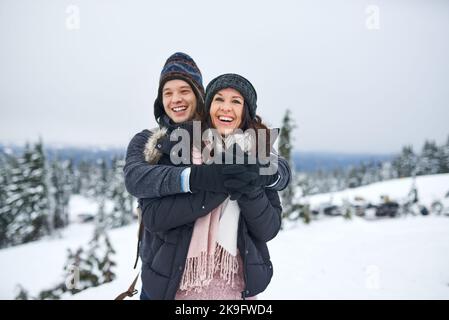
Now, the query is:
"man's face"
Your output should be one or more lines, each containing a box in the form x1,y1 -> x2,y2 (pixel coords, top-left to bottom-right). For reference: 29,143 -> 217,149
162,79 -> 197,123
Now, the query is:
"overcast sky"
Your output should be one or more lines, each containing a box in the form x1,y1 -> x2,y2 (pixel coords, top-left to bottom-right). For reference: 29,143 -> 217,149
1,0 -> 448,153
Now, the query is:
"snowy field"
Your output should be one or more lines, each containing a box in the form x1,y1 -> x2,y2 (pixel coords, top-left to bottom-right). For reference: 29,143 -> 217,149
301,173 -> 449,210
266,216 -> 449,299
1,174 -> 449,300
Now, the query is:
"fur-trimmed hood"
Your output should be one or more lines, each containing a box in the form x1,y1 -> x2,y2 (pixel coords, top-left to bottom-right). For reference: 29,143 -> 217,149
143,126 -> 258,165
144,127 -> 168,164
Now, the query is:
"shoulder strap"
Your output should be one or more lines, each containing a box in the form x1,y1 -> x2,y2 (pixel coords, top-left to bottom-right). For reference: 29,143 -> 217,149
114,273 -> 140,300
133,205 -> 144,269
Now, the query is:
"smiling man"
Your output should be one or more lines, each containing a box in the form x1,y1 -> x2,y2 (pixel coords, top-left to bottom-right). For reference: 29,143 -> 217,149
153,52 -> 205,125
162,79 -> 199,123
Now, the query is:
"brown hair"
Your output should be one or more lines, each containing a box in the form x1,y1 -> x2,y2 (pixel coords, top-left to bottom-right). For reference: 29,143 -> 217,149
240,107 -> 272,158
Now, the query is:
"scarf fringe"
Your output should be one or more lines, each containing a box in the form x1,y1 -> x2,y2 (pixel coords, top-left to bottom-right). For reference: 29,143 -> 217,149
179,243 -> 239,293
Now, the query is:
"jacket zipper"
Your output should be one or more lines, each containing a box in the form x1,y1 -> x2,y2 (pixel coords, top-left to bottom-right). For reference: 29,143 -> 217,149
239,216 -> 249,300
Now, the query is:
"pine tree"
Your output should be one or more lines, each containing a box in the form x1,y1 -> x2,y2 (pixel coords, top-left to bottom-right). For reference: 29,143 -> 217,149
77,202 -> 117,289
74,160 -> 86,195
297,173 -> 314,197
334,167 -> 347,191
437,135 -> 449,174
278,109 -> 296,220
46,158 -> 57,234
51,160 -> 64,228
14,285 -> 30,300
392,146 -> 418,178
362,161 -> 378,185
26,140 -> 50,240
0,155 -> 10,247
77,160 -> 94,197
65,159 -> 75,194
92,228 -> 117,284
4,144 -> 34,245
61,160 -> 74,225
108,158 -> 134,228
49,159 -> 72,229
417,140 -> 440,175
374,161 -> 383,182
3,142 -> 50,246
95,158 -> 110,199
380,161 -> 396,181
346,166 -> 356,188
279,110 -> 294,164
18,222 -> 117,299
63,225 -> 117,293
1,152 -> 23,247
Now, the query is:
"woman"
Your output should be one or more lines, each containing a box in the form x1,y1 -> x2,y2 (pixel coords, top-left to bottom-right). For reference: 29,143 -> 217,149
139,74 -> 283,300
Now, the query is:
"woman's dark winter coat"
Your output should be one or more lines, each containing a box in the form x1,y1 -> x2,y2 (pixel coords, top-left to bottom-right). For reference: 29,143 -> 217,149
125,117 -> 283,299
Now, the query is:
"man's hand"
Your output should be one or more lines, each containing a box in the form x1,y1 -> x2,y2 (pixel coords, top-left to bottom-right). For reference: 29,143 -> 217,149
189,164 -> 228,193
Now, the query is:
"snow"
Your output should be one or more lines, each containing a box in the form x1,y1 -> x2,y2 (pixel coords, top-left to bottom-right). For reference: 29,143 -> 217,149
67,195 -> 98,223
262,216 -> 449,299
0,222 -> 140,300
1,174 -> 449,300
302,173 -> 449,209
0,223 -> 95,299
68,195 -> 114,223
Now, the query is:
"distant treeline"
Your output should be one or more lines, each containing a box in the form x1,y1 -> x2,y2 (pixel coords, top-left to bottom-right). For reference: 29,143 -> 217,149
298,137 -> 449,196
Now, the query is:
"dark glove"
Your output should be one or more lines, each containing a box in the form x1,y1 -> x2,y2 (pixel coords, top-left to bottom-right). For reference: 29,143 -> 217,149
222,164 -> 260,200
224,145 -> 279,188
189,164 -> 227,193
225,182 -> 262,200
223,163 -> 279,188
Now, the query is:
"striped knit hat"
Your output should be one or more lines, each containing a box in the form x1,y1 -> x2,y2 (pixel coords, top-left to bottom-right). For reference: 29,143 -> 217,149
154,52 -> 205,122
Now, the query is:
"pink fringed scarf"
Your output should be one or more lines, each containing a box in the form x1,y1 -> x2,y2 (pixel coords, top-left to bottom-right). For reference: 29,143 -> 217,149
178,146 -> 240,292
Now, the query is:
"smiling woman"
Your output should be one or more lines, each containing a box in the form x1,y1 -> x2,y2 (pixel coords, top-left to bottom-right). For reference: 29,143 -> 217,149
210,88 -> 244,136
204,73 -> 273,158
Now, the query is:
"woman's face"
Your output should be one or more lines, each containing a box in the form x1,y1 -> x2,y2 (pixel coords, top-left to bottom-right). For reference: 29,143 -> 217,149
162,79 -> 197,123
210,88 -> 244,135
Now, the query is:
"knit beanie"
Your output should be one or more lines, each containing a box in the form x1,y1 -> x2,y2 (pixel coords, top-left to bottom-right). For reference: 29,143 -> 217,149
205,74 -> 257,120
154,52 -> 205,122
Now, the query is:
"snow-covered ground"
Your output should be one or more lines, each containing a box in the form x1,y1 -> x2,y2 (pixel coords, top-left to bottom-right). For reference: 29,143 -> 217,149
68,195 -> 116,223
0,221 -> 140,300
266,216 -> 449,299
1,174 -> 449,300
301,173 -> 449,210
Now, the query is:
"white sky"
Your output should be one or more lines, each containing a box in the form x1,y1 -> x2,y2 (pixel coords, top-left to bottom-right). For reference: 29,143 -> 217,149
1,0 -> 448,153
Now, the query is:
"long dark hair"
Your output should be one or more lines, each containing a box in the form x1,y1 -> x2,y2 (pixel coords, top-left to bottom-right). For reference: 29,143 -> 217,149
240,106 -> 272,158
192,92 -> 207,123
